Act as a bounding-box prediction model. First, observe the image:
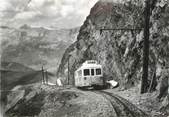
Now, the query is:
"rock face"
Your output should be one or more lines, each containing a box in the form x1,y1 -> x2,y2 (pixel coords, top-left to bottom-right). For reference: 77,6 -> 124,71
160,95 -> 169,115
158,69 -> 169,115
1,25 -> 79,71
157,69 -> 169,99
57,0 -> 169,88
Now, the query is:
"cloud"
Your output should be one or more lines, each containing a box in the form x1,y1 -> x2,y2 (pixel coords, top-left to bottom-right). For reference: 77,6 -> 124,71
0,0 -> 99,28
60,5 -> 74,17
0,1 -> 13,11
14,11 -> 42,20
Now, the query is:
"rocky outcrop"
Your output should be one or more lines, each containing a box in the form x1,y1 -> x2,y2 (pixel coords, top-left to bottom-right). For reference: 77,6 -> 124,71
160,95 -> 169,115
158,69 -> 169,115
57,0 -> 169,89
157,69 -> 169,99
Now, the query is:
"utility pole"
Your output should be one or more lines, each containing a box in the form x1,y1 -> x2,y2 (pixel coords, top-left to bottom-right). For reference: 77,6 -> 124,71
68,56 -> 70,85
141,0 -> 150,94
45,70 -> 48,85
42,66 -> 44,84
67,54 -> 72,85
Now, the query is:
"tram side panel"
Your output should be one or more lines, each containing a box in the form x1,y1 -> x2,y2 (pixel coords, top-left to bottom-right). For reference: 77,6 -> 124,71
75,70 -> 80,87
75,69 -> 84,87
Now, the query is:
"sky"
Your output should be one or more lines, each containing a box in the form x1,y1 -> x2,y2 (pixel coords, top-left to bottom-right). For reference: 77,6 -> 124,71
0,0 -> 99,29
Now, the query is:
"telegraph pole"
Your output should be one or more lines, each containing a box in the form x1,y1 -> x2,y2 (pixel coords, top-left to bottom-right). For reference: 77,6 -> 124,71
68,56 -> 70,85
141,0 -> 150,94
46,70 -> 48,85
67,54 -> 72,85
42,66 -> 44,84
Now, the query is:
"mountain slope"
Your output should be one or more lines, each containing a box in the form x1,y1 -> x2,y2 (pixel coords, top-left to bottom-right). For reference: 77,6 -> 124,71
1,61 -> 38,90
0,61 -> 56,91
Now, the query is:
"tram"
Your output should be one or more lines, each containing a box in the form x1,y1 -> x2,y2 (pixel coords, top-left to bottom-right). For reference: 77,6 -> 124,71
74,60 -> 104,88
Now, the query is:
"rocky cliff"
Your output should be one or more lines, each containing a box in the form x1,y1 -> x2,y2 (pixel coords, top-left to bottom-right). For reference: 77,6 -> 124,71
57,0 -> 169,88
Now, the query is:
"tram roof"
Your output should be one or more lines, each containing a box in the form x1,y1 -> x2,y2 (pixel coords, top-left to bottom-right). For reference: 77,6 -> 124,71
76,60 -> 102,71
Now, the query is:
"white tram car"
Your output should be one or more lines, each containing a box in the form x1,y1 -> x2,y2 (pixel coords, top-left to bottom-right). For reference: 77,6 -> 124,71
74,60 -> 104,88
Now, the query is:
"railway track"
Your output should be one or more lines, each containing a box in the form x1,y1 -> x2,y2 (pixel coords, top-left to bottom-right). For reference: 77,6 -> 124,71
91,90 -> 148,117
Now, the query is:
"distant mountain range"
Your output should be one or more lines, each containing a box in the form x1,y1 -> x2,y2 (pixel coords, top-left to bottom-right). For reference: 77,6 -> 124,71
1,24 -> 79,72
1,61 -> 34,72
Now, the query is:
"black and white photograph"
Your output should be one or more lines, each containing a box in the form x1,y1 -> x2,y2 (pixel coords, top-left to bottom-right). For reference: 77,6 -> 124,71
0,0 -> 169,117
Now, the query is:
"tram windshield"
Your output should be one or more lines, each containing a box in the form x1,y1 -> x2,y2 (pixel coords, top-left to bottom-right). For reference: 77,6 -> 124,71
84,69 -> 90,76
96,68 -> 101,75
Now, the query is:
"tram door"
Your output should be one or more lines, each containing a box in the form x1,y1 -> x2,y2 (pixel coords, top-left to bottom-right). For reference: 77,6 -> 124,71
91,68 -> 96,83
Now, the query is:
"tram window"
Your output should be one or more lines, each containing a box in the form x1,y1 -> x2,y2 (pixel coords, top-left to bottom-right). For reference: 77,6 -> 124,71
84,69 -> 90,76
91,69 -> 94,76
96,68 -> 101,75
78,70 -> 82,76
